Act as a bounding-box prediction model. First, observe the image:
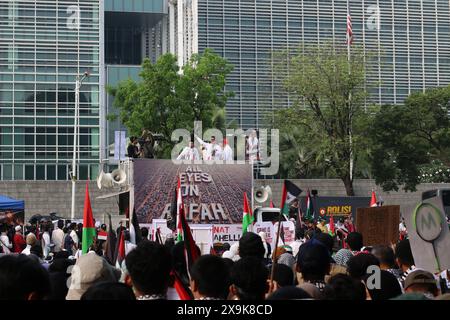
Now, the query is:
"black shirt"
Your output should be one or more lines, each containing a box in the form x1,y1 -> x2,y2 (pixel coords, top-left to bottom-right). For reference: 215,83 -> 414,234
127,144 -> 139,158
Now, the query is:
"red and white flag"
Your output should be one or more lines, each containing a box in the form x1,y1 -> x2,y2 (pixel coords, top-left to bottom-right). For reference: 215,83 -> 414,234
347,14 -> 353,45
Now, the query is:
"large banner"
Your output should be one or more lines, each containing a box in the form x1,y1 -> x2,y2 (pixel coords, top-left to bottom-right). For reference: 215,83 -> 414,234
134,159 -> 253,225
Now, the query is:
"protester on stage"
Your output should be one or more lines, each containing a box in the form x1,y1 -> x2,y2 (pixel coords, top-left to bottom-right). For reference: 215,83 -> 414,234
247,130 -> 259,162
13,225 -> 26,253
125,241 -> 172,300
190,255 -> 231,300
222,138 -> 233,161
176,141 -> 200,161
230,256 -> 268,300
127,136 -> 140,158
195,135 -> 222,161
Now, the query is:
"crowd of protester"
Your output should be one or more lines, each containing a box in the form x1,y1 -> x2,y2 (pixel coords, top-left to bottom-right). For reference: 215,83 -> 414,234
1,212 -> 450,301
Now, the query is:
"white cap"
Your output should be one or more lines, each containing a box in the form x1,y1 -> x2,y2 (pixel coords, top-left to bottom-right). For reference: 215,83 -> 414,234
15,225 -> 22,232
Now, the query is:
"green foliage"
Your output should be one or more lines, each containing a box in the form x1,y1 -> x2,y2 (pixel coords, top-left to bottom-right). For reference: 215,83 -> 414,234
369,85 -> 450,192
108,49 -> 233,158
418,160 -> 450,183
272,43 -> 376,195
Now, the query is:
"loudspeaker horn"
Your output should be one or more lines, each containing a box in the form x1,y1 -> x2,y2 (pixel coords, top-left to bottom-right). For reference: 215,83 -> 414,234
255,186 -> 272,203
111,168 -> 127,186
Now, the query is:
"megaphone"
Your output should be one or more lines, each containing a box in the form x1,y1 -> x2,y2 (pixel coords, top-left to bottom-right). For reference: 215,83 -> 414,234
97,171 -> 114,189
255,186 -> 272,203
111,168 -> 127,186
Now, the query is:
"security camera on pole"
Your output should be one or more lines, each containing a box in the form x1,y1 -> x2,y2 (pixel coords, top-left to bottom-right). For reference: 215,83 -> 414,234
71,71 -> 90,220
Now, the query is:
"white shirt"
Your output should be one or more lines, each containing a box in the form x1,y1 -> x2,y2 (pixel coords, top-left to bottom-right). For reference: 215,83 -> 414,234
247,136 -> 259,160
125,241 -> 137,256
52,228 -> 64,252
42,232 -> 51,258
222,144 -> 233,161
195,136 -> 222,160
176,146 -> 200,161
0,233 -> 12,254
21,244 -> 31,255
70,230 -> 79,246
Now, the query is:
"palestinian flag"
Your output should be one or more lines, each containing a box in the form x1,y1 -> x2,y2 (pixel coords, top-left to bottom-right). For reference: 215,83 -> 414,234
280,180 -> 302,216
329,212 -> 336,236
82,182 -> 96,254
115,228 -> 126,268
167,188 -> 177,231
129,206 -> 142,245
176,178 -> 183,242
171,270 -> 193,300
305,190 -> 314,220
242,192 -> 253,234
155,227 -> 163,245
179,201 -> 199,273
105,214 -> 117,265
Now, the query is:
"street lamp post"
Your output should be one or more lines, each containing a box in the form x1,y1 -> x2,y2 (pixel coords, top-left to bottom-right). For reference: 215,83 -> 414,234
71,71 -> 90,220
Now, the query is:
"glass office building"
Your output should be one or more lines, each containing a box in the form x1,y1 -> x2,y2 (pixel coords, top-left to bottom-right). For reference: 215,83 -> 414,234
0,0 -> 103,180
180,0 -> 450,128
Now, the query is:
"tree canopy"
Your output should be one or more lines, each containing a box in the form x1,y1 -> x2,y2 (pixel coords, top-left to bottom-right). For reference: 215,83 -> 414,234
272,43 -> 375,195
369,85 -> 450,192
108,49 -> 233,157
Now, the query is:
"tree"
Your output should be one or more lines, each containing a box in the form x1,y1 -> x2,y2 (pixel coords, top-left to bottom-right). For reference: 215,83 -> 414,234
108,49 -> 233,157
272,43 -> 375,195
369,85 -> 450,192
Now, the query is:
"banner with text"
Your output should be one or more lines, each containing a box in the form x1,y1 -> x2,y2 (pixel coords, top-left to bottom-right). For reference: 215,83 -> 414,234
134,159 -> 253,225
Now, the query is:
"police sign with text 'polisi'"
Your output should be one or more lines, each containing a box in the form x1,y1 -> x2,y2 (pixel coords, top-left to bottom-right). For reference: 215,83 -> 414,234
299,196 -> 371,221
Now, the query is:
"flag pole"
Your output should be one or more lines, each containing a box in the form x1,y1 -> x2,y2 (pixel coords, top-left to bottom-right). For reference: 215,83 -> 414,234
347,0 -> 354,185
269,208 -> 283,290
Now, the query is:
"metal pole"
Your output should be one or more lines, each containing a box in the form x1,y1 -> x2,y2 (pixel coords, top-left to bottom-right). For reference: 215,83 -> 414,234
71,77 -> 80,220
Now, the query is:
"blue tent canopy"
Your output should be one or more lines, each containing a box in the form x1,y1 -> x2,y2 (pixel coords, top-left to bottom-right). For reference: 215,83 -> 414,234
0,195 -> 25,210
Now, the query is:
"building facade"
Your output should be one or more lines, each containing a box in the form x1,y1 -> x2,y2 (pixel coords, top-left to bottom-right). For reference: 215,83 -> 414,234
173,0 -> 450,128
2,0 -> 450,181
0,0 -> 104,181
